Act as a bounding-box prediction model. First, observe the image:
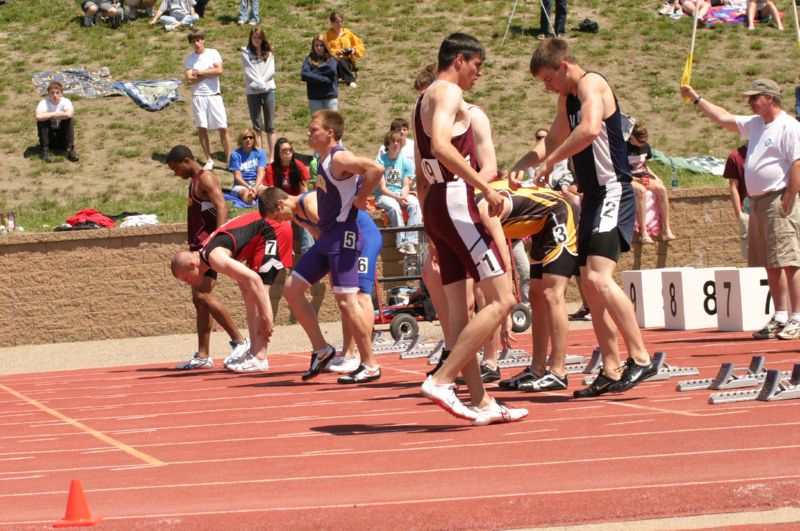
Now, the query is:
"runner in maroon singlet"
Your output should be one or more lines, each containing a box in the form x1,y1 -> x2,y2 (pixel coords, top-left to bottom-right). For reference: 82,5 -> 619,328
165,145 -> 249,370
413,33 -> 527,426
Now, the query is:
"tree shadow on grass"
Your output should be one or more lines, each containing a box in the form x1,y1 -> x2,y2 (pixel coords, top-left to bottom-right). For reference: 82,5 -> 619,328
310,423 -> 469,436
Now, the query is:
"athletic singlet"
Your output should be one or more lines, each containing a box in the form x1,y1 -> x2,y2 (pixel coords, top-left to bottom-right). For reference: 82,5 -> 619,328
566,71 -> 632,198
200,211 -> 293,272
476,183 -> 570,238
187,169 -> 218,251
412,80 -> 479,185
315,144 -> 362,233
294,190 -> 316,228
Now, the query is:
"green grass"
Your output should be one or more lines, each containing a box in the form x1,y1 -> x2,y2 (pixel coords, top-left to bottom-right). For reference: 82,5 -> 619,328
1,0 -> 795,231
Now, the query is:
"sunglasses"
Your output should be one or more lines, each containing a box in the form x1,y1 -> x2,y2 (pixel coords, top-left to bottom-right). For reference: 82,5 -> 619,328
242,136 -> 255,140
280,147 -> 293,153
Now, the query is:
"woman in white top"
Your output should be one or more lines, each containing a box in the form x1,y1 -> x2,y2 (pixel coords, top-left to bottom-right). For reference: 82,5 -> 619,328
241,27 -> 277,161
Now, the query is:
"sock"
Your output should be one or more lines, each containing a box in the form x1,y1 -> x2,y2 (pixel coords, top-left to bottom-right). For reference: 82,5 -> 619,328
775,311 -> 788,324
792,313 -> 800,321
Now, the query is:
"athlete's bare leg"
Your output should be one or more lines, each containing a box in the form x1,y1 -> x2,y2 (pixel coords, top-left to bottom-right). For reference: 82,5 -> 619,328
335,292 -> 376,368
198,128 -> 212,163
528,278 -> 550,374
541,273 -> 570,376
239,282 -> 273,359
192,275 -> 245,359
340,292 -> 373,359
582,256 -> 650,367
283,274 -> 327,352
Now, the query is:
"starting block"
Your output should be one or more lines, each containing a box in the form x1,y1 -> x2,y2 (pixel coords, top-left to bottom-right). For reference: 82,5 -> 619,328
372,331 -> 415,354
676,356 -> 774,391
496,349 -> 531,368
582,352 -> 667,385
564,347 -> 601,375
400,339 -> 444,360
644,356 -> 699,382
708,363 -> 800,404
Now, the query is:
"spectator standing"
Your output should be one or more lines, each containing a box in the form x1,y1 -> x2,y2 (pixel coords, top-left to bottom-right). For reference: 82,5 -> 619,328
301,35 -> 339,114
149,0 -> 198,31
229,128 -> 267,205
375,130 -> 421,255
184,29 -> 232,171
324,11 -> 364,88
723,144 -> 750,259
35,81 -> 79,163
538,0 -> 567,39
680,79 -> 800,339
241,27 -> 276,159
236,0 -> 258,26
266,138 -> 314,254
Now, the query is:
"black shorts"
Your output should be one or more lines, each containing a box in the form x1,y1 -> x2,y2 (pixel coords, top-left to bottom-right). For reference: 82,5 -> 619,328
530,250 -> 578,280
578,228 -> 623,267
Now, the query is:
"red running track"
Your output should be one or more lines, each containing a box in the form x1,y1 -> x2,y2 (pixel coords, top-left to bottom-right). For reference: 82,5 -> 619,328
0,328 -> 799,529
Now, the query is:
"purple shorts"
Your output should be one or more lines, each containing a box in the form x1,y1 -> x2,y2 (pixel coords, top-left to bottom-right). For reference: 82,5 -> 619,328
292,219 -> 363,293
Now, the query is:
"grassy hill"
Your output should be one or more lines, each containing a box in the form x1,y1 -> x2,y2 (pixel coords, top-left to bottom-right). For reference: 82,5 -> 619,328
0,0 -> 796,231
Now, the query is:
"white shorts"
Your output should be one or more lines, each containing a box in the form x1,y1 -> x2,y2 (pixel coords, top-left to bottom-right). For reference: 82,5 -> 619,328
192,94 -> 228,130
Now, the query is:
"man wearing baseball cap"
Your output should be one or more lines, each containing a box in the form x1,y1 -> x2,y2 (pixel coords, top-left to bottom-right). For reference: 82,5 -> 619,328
680,79 -> 800,340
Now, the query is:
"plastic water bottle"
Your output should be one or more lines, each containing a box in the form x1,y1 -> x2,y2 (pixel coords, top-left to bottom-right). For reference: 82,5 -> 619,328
671,169 -> 679,190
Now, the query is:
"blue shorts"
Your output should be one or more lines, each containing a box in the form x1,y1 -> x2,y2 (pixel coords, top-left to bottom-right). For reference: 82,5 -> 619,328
357,210 -> 382,294
292,218 -> 363,293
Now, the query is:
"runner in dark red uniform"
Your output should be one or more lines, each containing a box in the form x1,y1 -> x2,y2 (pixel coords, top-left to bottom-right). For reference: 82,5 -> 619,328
413,33 -> 527,426
171,210 -> 293,373
166,145 -> 249,371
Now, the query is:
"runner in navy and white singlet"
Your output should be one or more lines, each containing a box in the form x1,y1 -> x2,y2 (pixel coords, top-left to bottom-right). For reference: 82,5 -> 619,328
170,210 -> 292,373
414,33 -> 527,426
165,145 -> 249,371
511,38 -> 659,398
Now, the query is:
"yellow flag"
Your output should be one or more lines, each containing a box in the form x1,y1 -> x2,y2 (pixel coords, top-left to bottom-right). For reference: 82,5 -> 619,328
680,52 -> 693,103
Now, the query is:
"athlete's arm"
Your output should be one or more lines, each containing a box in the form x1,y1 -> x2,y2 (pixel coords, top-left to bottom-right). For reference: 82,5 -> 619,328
207,248 -> 272,332
511,99 -> 571,187
470,106 -> 499,183
331,150 -> 384,209
198,170 -> 229,226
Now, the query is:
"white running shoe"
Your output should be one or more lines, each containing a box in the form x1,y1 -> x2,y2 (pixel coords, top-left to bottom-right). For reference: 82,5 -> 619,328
175,352 -> 213,370
328,355 -> 360,374
420,376 -> 479,421
224,339 -> 251,366
471,398 -> 528,426
203,159 -> 214,171
227,352 -> 269,373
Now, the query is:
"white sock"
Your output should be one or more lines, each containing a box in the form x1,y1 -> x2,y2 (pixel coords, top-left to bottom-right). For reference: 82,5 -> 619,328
791,313 -> 800,321
775,311 -> 788,324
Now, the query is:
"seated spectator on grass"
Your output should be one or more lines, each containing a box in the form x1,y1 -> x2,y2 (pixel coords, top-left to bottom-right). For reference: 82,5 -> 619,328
375,130 -> 420,255
242,27 -> 276,159
626,122 -> 676,243
126,0 -> 155,20
746,0 -> 784,30
267,138 -> 314,253
229,128 -> 267,205
301,35 -> 339,114
681,0 -> 710,19
81,0 -> 124,27
376,118 -> 415,165
324,11 -> 364,88
149,0 -> 198,31
35,81 -> 79,163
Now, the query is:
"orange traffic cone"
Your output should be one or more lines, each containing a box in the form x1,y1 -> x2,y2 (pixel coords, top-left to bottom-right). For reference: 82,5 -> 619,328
53,479 -> 102,528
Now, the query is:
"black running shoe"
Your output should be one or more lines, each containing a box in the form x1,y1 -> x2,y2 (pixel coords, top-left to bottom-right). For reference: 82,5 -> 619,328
498,367 -> 535,390
480,361 -> 501,383
573,369 -> 617,398
337,364 -> 381,384
518,371 -> 568,392
608,357 -> 660,393
301,345 -> 336,381
426,349 -> 450,377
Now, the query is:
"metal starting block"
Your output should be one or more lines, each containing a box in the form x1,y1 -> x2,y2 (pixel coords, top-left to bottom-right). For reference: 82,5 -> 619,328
708,363 -> 800,404
371,332 -> 415,354
582,352 -> 667,385
565,354 -> 586,365
400,339 -> 445,360
564,348 -> 601,375
645,357 -> 699,382
496,349 -> 532,368
676,356 -> 770,391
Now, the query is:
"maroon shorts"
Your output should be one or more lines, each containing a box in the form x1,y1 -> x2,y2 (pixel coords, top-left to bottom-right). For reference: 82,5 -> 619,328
423,181 -> 506,285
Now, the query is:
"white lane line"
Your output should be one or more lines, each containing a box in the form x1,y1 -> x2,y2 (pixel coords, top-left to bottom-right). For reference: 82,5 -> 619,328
505,429 -> 558,436
17,438 -> 59,443
649,396 -> 694,403
0,475 -> 44,482
400,439 -> 453,446
302,449 -> 353,455
0,456 -> 34,462
607,419 -> 656,427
